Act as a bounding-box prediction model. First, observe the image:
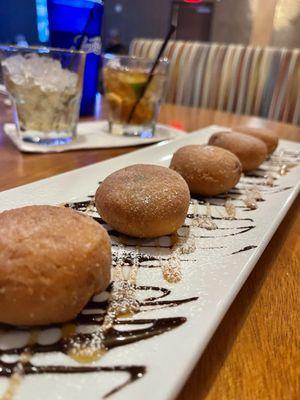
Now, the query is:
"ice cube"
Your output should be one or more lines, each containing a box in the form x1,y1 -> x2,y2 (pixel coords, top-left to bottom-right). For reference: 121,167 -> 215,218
2,54 -> 27,84
2,54 -> 78,92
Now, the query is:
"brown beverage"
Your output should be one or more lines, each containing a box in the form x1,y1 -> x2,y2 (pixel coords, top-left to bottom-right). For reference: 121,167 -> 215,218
103,55 -> 168,137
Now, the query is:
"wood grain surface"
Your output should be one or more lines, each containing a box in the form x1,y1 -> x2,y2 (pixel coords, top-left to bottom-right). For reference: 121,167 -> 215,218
0,99 -> 299,400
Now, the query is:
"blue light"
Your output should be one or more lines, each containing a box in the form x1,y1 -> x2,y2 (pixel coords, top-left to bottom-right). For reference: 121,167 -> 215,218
36,0 -> 49,43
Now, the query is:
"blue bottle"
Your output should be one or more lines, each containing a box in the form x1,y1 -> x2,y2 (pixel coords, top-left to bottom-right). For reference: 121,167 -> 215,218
47,0 -> 104,116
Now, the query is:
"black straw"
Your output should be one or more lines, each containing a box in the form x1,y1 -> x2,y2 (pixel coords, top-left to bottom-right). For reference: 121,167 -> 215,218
68,4 -> 95,71
127,24 -> 176,124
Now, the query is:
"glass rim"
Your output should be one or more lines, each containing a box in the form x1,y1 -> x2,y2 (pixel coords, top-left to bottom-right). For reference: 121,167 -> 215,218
103,53 -> 169,65
0,45 -> 85,56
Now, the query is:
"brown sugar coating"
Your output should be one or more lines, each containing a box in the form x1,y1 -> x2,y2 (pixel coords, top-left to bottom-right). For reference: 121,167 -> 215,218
95,164 -> 190,238
170,145 -> 242,196
234,126 -> 279,154
208,131 -> 268,172
0,205 -> 111,326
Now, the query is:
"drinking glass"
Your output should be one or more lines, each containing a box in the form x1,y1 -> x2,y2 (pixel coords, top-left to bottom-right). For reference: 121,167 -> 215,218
103,54 -> 169,138
0,45 -> 86,145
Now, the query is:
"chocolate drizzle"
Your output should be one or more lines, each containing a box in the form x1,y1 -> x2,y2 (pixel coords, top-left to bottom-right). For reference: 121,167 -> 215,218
0,363 -> 145,399
186,214 -> 254,222
65,200 -> 95,211
0,285 -> 197,398
0,317 -> 187,356
0,285 -> 196,398
1,146 -> 299,399
231,245 -> 258,255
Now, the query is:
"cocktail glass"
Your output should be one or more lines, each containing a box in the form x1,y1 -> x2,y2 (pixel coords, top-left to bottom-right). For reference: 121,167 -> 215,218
103,55 -> 169,138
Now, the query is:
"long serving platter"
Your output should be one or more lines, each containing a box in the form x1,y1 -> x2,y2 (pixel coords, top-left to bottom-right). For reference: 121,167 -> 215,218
0,125 -> 299,400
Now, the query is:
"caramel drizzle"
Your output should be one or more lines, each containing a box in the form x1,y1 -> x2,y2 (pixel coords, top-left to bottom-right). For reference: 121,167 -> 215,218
242,186 -> 263,210
264,150 -> 300,176
1,146 -> 297,399
0,332 -> 36,400
157,224 -> 197,284
191,200 -> 218,230
225,198 -> 236,220
265,172 -> 275,187
0,286 -> 197,398
68,245 -> 141,362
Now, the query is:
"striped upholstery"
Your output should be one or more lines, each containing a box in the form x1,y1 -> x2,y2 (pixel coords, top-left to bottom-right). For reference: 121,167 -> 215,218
130,39 -> 300,125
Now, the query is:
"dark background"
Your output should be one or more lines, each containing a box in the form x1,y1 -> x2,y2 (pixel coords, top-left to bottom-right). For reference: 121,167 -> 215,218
0,0 -> 298,49
0,0 -> 38,43
0,0 -> 244,48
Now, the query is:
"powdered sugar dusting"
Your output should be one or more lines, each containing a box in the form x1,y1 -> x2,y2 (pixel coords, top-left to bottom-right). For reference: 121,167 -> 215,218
0,136 -> 299,400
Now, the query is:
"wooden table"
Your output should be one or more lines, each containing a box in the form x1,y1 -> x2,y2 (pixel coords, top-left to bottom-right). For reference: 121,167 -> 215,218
0,102 -> 299,400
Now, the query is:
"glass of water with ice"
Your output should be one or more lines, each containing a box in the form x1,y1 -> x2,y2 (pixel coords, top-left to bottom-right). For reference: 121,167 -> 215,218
0,46 -> 86,145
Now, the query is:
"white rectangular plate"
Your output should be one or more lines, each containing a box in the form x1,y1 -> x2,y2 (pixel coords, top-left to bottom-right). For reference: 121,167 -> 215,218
0,125 -> 299,400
